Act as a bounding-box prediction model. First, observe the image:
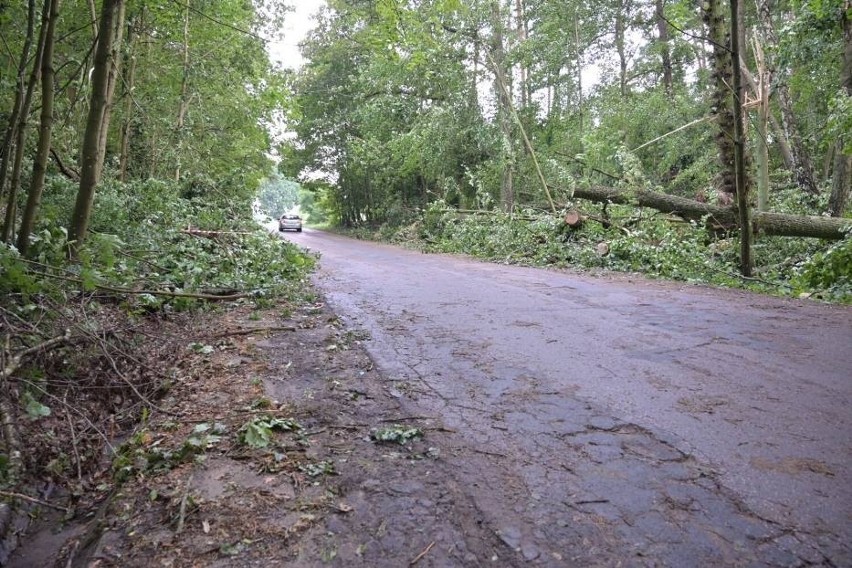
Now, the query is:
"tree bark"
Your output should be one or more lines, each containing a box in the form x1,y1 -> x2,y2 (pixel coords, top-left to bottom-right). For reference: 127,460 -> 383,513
95,0 -> 127,180
490,1 -> 514,212
701,0 -> 736,201
67,0 -> 123,253
615,0 -> 630,97
119,14 -> 139,182
515,0 -> 529,107
175,3 -> 191,182
655,0 -> 673,96
16,0 -> 60,256
730,0 -> 753,275
0,0 -> 36,204
566,184 -> 849,239
828,1 -> 851,217
0,0 -> 38,244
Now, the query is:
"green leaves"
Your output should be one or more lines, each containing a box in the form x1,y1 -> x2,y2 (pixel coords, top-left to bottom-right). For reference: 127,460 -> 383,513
22,392 -> 51,420
371,424 -> 423,445
238,417 -> 302,449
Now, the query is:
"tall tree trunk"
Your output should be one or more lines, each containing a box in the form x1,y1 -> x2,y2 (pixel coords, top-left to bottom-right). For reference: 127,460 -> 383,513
175,3 -> 191,182
730,0 -> 753,275
119,14 -> 139,182
615,0 -> 629,97
828,1 -> 851,217
16,0 -> 60,256
701,0 -> 736,202
0,0 -> 42,243
0,0 -> 36,205
515,0 -> 529,107
491,1 -> 514,212
756,0 -> 819,195
95,0 -> 127,180
749,39 -> 771,212
574,15 -> 584,138
655,0 -> 673,96
67,0 -> 123,253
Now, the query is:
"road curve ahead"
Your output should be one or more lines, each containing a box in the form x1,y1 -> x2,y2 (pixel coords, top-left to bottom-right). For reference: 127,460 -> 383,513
282,228 -> 852,566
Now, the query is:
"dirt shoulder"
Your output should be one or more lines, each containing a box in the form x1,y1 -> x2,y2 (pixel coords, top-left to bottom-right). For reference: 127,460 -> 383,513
8,297 -> 512,568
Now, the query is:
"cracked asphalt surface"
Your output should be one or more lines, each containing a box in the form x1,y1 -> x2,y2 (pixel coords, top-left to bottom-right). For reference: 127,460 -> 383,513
281,228 -> 851,566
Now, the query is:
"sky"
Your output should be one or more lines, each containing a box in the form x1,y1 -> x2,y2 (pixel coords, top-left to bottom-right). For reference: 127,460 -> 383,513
268,1 -> 327,69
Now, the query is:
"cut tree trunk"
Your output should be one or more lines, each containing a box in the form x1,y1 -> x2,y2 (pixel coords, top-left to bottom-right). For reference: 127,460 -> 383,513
564,209 -> 585,229
567,185 -> 849,240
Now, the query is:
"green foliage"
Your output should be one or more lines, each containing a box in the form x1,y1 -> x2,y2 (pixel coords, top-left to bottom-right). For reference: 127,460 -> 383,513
112,423 -> 228,481
2,175 -> 316,322
238,416 -> 301,449
371,424 -> 423,445
299,460 -> 336,477
792,235 -> 852,303
404,200 -> 850,302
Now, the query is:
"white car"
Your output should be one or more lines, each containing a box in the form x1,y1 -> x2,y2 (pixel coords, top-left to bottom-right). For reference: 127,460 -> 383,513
278,214 -> 302,232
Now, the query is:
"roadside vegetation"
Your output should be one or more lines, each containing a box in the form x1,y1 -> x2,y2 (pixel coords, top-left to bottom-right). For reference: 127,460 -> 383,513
343,189 -> 851,303
0,0 -> 315,548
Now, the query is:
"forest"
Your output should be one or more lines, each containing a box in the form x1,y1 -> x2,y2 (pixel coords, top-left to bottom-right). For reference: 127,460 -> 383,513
0,0 -> 849,558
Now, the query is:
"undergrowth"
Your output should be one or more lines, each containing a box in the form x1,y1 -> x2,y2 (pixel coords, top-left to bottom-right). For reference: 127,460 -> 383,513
0,176 -> 315,493
359,194 -> 851,304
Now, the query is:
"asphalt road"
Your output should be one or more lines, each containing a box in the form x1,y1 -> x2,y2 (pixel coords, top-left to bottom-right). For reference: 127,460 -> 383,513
279,227 -> 852,566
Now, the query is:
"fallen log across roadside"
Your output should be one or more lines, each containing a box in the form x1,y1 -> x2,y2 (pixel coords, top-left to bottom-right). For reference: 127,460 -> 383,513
566,185 -> 850,240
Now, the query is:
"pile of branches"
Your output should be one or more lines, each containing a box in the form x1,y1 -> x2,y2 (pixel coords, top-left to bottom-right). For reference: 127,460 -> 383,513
0,294 -> 203,503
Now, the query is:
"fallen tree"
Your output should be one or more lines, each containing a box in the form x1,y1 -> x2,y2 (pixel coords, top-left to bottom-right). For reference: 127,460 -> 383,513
566,185 -> 850,240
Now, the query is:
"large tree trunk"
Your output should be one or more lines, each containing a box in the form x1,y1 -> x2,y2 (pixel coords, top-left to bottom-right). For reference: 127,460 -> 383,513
655,0 -> 673,96
16,0 -> 60,256
828,2 -> 851,217
67,0 -> 123,253
515,0 -> 529,108
490,1 -> 514,212
175,3 -> 191,182
95,0 -> 127,180
615,0 -> 630,97
0,0 -> 38,244
567,184 -> 848,239
119,14 -> 140,182
0,0 -> 36,203
701,0 -> 736,201
756,0 -> 819,196
730,0 -> 753,275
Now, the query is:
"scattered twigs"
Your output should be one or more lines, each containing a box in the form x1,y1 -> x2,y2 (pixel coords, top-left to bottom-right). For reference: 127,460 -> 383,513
65,396 -> 83,483
410,541 -> 436,565
92,333 -> 175,416
0,330 -> 72,480
24,267 -> 250,301
181,227 -> 253,238
20,378 -> 115,453
0,489 -> 70,513
211,326 -> 297,338
1,329 -> 71,380
175,472 -> 195,534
